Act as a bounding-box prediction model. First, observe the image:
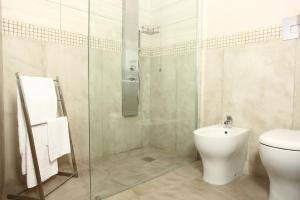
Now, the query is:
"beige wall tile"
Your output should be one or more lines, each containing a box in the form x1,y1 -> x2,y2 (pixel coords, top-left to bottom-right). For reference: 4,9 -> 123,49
101,51 -> 144,155
2,36 -> 47,115
62,0 -> 88,11
89,49 -> 104,158
222,40 -> 296,176
149,56 -> 177,151
2,38 -> 90,195
2,0 -> 60,28
0,4 -> 4,195
44,43 -> 89,163
293,38 -> 300,129
223,40 -> 295,130
1,36 -> 49,196
149,56 -> 177,120
89,52 -> 151,158
61,5 -> 88,35
139,57 -> 151,147
200,39 -> 298,177
3,114 -> 24,193
200,49 -> 224,126
175,54 -> 196,157
203,0 -> 300,37
148,54 -> 196,158
151,0 -> 198,46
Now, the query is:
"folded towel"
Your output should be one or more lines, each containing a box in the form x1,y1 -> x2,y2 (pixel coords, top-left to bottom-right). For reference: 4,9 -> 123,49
47,116 -> 71,162
26,124 -> 58,188
17,75 -> 58,188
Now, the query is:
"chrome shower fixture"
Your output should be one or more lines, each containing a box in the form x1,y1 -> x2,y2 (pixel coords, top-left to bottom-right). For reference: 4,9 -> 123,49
140,25 -> 160,35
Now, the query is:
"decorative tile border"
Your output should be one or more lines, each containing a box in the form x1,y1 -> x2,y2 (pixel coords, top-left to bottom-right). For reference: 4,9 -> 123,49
1,18 -> 122,52
89,36 -> 122,52
2,18 -> 283,56
201,25 -> 281,49
140,40 -> 197,57
2,18 -> 88,48
143,25 -> 282,56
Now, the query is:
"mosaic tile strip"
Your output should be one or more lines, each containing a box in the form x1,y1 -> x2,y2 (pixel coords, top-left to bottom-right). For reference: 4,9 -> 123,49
1,18 -> 283,56
143,25 -> 282,57
89,36 -> 122,52
201,25 -> 282,49
1,18 -> 122,52
2,18 -> 88,47
140,40 -> 197,57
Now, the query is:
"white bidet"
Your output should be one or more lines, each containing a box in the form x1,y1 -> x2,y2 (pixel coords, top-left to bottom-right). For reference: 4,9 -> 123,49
194,125 -> 249,185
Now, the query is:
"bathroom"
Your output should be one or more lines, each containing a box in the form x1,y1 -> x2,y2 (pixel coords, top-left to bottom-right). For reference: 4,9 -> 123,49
1,0 -> 300,199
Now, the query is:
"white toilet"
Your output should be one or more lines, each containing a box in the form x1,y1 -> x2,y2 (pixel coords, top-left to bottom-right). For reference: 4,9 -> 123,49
194,125 -> 249,185
259,129 -> 300,200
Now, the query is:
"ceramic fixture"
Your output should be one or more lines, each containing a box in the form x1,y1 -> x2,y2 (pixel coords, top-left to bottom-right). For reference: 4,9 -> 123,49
194,125 -> 249,185
259,129 -> 300,200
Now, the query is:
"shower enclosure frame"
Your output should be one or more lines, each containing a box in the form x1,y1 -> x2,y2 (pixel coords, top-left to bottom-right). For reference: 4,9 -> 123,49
87,0 -> 203,198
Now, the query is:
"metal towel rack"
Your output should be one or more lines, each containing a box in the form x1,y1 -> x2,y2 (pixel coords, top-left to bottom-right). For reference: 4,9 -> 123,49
7,73 -> 78,200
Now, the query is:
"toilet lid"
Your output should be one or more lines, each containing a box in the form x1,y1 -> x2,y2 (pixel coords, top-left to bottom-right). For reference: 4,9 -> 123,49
259,129 -> 300,151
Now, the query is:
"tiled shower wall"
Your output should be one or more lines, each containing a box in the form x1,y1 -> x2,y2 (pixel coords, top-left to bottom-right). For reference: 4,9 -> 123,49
89,0 -> 198,159
89,52 -> 151,158
148,54 -> 196,157
89,53 -> 197,159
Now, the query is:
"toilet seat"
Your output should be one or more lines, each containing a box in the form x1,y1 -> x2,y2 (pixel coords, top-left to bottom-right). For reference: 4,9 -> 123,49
259,129 -> 300,151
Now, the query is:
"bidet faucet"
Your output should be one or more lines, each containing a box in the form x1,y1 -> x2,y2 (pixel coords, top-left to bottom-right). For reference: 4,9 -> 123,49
224,115 -> 233,128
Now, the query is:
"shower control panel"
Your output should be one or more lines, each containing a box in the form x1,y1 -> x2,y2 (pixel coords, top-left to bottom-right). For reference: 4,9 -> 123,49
122,0 -> 140,117
122,56 -> 140,117
125,59 -> 139,80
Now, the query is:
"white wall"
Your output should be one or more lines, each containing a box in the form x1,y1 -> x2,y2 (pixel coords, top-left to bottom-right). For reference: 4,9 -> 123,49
1,0 -> 152,40
150,0 -> 198,46
202,0 -> 300,37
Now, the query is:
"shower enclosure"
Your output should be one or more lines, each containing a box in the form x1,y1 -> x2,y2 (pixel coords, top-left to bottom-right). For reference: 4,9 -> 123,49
89,0 -> 199,198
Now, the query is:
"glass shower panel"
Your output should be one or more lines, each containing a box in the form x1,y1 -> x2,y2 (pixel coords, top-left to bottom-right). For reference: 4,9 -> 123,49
89,0 -> 199,199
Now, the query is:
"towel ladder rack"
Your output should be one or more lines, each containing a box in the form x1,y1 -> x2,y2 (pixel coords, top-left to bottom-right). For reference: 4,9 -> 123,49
7,73 -> 79,200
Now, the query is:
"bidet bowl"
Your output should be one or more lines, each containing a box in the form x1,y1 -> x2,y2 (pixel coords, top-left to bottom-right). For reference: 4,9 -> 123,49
194,125 -> 249,185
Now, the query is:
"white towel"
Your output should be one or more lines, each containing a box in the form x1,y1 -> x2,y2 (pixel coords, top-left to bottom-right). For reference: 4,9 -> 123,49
26,124 -> 58,188
17,90 -> 27,175
17,75 -> 58,188
47,116 -> 71,162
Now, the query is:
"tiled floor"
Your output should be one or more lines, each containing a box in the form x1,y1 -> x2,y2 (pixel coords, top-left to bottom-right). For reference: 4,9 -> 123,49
91,147 -> 193,199
4,147 -> 192,200
104,161 -> 269,200
4,148 -> 269,200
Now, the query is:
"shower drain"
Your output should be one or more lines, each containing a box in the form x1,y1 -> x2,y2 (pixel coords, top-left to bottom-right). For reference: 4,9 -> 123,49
142,157 -> 156,162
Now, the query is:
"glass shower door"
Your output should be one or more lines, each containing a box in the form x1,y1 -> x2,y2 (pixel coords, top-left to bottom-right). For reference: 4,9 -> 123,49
89,0 -> 199,199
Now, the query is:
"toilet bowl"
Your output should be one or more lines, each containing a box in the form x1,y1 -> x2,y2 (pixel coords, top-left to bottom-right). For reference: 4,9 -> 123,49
259,129 -> 300,200
194,125 -> 249,185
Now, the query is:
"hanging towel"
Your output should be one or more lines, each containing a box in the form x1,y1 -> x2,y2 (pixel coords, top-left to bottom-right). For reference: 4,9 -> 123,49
17,90 -> 27,175
26,124 -> 58,188
17,75 -> 58,188
47,116 -> 71,162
